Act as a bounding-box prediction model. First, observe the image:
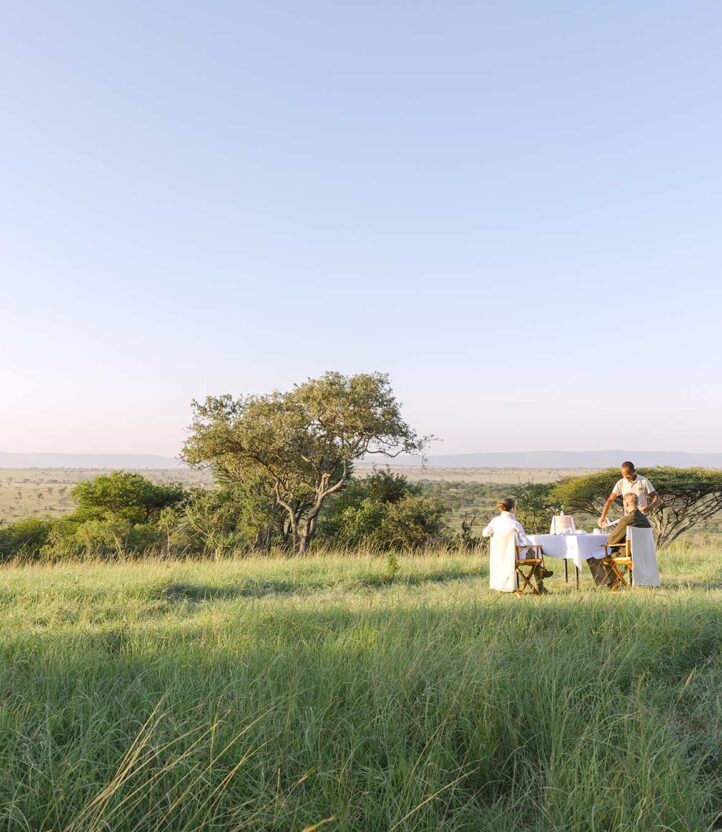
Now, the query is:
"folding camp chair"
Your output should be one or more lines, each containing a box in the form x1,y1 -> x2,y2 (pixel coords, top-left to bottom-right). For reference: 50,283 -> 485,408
602,527 -> 660,591
601,539 -> 632,591
514,540 -> 545,595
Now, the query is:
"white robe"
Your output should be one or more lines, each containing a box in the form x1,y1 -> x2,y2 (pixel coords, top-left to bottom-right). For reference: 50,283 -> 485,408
482,512 -> 530,593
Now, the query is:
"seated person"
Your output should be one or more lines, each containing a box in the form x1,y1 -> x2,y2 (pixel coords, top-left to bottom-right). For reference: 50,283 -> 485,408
482,497 -> 553,593
588,493 -> 651,586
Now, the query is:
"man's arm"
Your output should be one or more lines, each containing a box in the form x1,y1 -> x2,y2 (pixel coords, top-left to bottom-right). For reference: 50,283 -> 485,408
641,490 -> 659,513
599,490 -> 619,527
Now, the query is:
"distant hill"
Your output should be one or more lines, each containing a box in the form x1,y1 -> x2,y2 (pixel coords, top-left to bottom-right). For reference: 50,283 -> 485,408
3,449 -> 721,471
0,452 -> 183,469
382,450 -> 722,469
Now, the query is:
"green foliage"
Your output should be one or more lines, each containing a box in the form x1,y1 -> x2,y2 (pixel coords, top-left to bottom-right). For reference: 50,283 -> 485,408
385,550 -> 399,578
183,372 -> 427,553
162,481 -> 281,558
552,467 -> 722,547
0,516 -> 53,562
457,514 -> 481,550
379,493 -> 448,550
317,470 -> 421,539
72,471 -> 186,524
36,472 -> 188,561
510,481 -> 555,534
43,516 -> 166,561
318,470 -> 448,550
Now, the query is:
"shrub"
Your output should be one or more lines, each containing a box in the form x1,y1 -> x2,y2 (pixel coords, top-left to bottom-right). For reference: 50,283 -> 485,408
0,517 -> 53,562
319,470 -> 449,550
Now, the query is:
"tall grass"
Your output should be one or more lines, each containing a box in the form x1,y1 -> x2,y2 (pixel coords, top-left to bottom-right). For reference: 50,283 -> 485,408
1,547 -> 721,830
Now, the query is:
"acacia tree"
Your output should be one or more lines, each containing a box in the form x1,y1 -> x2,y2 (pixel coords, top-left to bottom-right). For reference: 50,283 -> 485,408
551,468 -> 722,548
182,372 -> 428,554
510,482 -> 555,534
71,472 -> 186,523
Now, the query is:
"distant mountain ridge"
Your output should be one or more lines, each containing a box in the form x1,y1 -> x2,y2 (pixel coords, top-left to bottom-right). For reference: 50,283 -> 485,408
0,452 -> 183,469
380,450 -> 722,469
2,450 -> 721,470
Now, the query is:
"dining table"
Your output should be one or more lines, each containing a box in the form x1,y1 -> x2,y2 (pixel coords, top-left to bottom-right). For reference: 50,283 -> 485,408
526,531 -> 610,588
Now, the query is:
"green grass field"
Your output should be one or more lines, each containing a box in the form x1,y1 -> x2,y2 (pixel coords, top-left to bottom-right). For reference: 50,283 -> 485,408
2,547 -> 721,830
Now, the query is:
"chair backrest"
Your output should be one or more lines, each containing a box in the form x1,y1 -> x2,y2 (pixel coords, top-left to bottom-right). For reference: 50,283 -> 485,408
628,526 -> 660,587
490,531 -> 517,562
489,530 -> 517,593
513,534 -> 523,561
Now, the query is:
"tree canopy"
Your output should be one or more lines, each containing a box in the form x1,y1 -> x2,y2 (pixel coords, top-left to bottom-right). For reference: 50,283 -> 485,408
509,482 -> 555,534
551,468 -> 722,547
72,471 -> 186,525
182,372 -> 428,553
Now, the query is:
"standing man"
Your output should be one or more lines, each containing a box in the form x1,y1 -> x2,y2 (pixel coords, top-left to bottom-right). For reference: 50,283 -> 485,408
598,461 -> 659,528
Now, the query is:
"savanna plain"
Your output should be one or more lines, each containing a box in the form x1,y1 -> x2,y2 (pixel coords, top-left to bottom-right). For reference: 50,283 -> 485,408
2,544 -> 721,831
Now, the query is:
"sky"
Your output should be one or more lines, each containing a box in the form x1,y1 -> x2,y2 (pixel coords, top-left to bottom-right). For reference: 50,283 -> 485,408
1,1 -> 721,457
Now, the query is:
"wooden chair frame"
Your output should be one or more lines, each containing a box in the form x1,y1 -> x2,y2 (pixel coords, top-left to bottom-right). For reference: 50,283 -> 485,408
602,540 -> 633,591
514,543 -> 545,595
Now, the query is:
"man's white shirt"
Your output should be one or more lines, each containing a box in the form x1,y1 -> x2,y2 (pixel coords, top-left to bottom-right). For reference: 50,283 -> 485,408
611,475 -> 656,509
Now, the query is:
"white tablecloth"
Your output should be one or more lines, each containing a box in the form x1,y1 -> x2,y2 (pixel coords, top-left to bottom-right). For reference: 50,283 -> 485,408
527,533 -> 609,570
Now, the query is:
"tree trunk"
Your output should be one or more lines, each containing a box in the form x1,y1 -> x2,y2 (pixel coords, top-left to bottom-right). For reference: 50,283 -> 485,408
288,513 -> 298,553
296,505 -> 322,555
298,529 -> 310,555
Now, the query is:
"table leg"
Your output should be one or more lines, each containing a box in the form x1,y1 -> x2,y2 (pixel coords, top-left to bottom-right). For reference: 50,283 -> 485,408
575,565 -> 580,589
564,559 -> 569,584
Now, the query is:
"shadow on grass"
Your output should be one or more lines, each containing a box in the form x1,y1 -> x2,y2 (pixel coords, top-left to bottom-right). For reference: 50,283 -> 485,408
154,571 -> 722,605
5,592 -> 722,832
155,568 -> 482,603
659,579 -> 722,592
351,568 -> 478,590
157,581 -> 296,602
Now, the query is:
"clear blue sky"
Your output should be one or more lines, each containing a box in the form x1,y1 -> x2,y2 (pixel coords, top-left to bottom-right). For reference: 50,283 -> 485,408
2,1 -> 720,456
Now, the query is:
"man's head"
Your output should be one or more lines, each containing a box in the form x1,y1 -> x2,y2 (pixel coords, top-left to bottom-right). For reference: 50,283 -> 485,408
620,461 -> 637,481
623,493 -> 638,514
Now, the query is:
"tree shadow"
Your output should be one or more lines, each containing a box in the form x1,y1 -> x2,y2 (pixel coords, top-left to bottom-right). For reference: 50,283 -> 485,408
7,591 -> 722,832
655,579 -> 722,592
155,569 -> 482,603
156,580 -> 296,602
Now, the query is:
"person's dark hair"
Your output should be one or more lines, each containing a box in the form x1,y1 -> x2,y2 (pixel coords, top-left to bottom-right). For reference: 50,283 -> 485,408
497,497 -> 515,512
621,461 -> 635,472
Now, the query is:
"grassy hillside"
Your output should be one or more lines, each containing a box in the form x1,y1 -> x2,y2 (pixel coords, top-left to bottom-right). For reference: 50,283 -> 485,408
1,548 -> 721,830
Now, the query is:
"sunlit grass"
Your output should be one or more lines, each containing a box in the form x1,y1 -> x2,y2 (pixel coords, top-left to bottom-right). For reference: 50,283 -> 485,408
1,546 -> 721,830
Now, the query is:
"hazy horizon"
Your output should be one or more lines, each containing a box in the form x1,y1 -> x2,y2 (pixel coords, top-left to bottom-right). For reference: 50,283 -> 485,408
2,2 -> 721,455
2,448 -> 721,469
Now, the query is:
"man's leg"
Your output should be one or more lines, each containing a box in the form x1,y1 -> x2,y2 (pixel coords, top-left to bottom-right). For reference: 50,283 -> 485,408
587,557 -> 614,587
